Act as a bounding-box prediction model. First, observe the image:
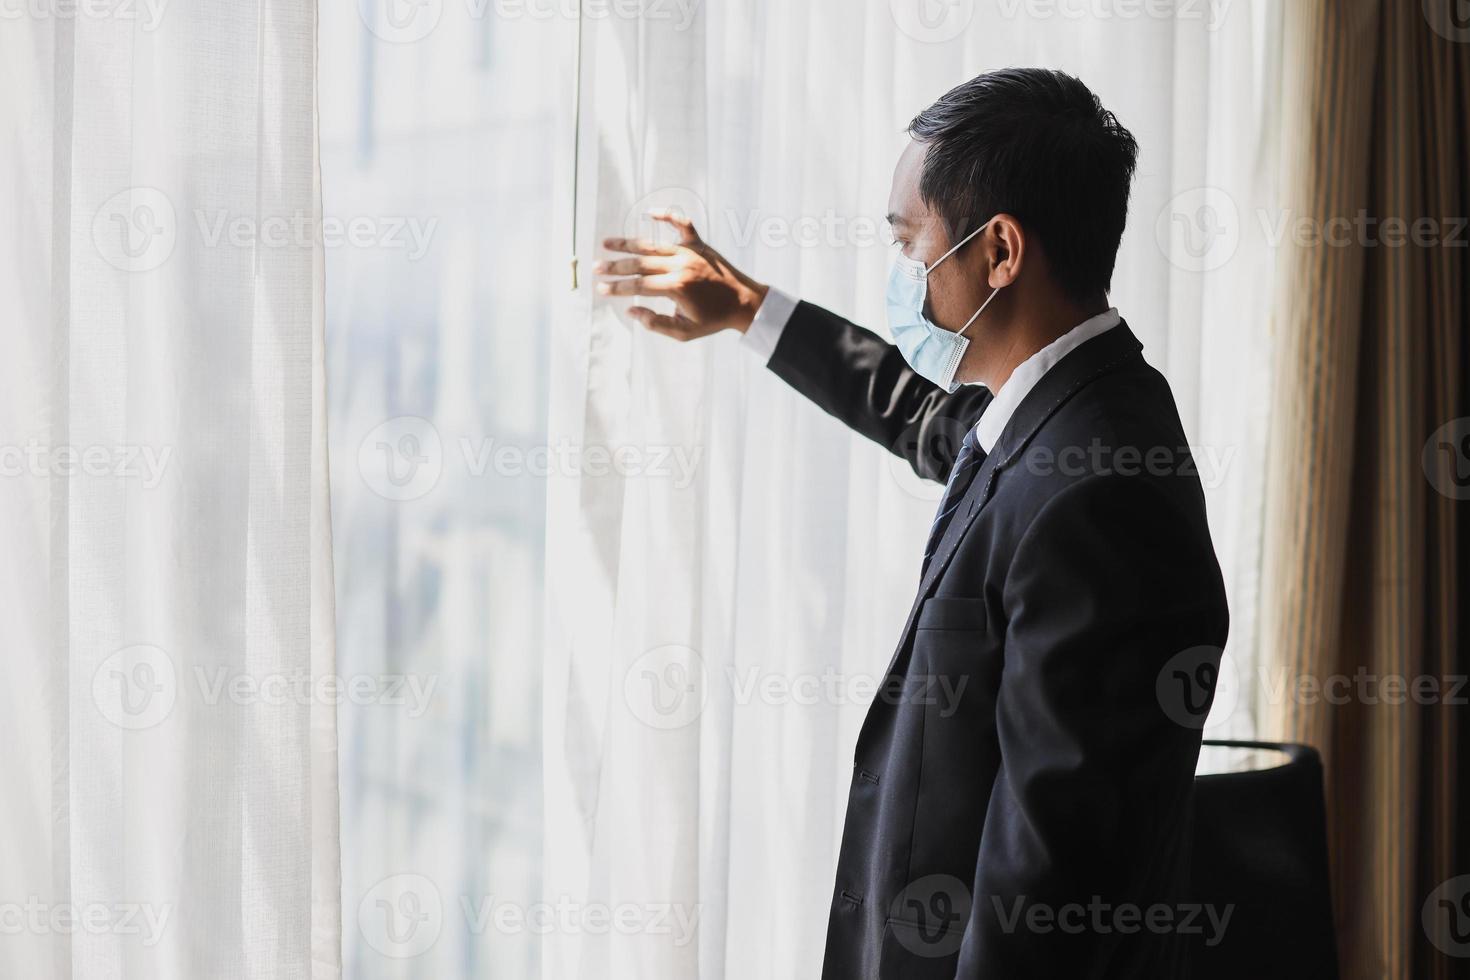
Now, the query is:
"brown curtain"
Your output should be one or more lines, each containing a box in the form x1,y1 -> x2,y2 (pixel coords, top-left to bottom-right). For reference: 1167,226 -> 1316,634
1259,0 -> 1469,977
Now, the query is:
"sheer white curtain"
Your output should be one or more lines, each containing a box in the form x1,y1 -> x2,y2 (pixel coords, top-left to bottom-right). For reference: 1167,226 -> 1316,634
546,3 -> 1282,978
0,6 -> 339,979
317,4 -> 563,978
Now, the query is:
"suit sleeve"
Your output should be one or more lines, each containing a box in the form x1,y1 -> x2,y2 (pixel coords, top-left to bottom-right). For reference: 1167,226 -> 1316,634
765,300 -> 993,483
954,474 -> 1229,978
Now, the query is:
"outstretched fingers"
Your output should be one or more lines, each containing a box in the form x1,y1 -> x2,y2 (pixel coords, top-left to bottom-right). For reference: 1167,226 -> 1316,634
627,306 -> 698,338
597,275 -> 678,298
600,236 -> 679,257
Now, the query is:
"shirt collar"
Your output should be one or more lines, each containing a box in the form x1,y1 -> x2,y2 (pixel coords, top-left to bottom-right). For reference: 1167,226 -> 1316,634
972,307 -> 1122,454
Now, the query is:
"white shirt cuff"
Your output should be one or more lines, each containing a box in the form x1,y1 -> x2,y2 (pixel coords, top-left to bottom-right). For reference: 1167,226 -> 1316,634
740,287 -> 798,363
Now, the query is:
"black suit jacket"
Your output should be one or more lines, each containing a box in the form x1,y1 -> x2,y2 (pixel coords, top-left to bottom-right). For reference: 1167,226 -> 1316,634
765,301 -> 1230,979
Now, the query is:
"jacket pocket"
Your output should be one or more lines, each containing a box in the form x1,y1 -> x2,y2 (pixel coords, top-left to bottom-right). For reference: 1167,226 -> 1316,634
880,913 -> 965,979
915,595 -> 989,632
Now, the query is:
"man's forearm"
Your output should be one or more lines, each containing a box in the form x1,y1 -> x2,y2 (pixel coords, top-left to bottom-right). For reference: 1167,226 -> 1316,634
754,297 -> 992,483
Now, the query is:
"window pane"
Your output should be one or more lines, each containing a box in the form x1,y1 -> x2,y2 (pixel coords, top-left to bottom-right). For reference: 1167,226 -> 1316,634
320,7 -> 559,977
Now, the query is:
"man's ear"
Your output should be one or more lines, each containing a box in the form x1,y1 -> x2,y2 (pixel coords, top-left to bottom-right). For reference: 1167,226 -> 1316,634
984,213 -> 1025,289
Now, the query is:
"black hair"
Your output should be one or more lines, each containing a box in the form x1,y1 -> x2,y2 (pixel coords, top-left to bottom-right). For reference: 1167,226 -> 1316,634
907,68 -> 1139,304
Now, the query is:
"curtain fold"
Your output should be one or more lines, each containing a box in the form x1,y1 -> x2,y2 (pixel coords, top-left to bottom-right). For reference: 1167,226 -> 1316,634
1258,1 -> 1469,976
0,6 -> 339,978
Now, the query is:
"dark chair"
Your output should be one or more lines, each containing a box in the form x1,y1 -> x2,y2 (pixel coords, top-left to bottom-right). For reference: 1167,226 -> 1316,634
1190,740 -> 1339,979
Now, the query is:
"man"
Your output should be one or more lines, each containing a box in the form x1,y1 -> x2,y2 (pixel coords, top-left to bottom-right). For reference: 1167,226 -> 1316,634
596,68 -> 1229,978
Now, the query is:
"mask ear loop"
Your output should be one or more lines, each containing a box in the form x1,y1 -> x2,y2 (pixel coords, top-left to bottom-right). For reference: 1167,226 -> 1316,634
930,217 -> 1004,337
923,217 -> 993,275
956,281 -> 1004,335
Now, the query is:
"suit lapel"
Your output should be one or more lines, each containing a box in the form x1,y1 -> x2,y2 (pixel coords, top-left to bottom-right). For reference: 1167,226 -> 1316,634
878,322 -> 1147,677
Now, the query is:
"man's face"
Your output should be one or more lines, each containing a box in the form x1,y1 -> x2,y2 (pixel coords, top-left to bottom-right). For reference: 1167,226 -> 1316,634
886,139 -> 991,337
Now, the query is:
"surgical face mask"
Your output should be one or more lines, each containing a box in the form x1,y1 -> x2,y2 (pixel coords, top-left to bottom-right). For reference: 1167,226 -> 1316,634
886,218 -> 1004,392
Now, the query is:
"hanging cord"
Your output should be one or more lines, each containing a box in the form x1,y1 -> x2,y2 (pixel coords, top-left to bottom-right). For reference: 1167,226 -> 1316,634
569,0 -> 584,290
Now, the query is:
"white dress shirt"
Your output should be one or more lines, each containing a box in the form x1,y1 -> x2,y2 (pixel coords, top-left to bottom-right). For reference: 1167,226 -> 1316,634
741,288 -> 1121,453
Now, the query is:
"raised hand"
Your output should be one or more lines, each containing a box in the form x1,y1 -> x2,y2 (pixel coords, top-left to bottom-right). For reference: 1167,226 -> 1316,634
594,211 -> 769,340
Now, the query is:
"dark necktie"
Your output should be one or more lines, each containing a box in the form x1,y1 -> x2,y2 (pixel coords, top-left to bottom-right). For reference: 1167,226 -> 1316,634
922,426 -> 986,573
